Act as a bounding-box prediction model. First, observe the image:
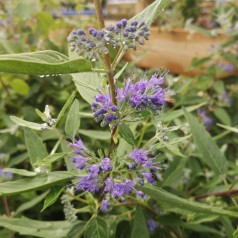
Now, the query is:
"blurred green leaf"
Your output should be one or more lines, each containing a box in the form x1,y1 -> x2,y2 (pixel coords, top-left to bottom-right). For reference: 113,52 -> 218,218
0,50 -> 91,75
3,168 -> 36,177
217,124 -> 238,134
79,129 -> 111,140
0,171 -> 73,196
37,12 -> 54,36
16,191 -> 49,215
9,79 -> 30,95
0,217 -> 72,238
137,185 -> 238,217
24,128 -> 48,168
213,108 -> 231,126
65,99 -> 80,139
119,123 -> 135,145
41,186 -> 64,212
184,109 -> 227,176
131,206 -> 150,238
11,116 -> 44,130
85,217 -> 108,238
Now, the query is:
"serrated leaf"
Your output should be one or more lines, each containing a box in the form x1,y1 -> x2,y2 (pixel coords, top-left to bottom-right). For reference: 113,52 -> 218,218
131,206 -> 150,238
0,217 -> 72,238
130,0 -> 170,26
184,109 -> 227,176
137,185 -> 238,217
41,186 -> 64,212
0,171 -> 73,196
65,99 -> 80,139
0,50 -> 91,75
66,221 -> 87,238
11,116 -> 44,130
24,128 -> 48,168
85,217 -> 108,238
119,123 -> 135,145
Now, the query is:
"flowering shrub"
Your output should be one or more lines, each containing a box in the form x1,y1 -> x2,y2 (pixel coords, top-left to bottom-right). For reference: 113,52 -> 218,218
0,0 -> 238,237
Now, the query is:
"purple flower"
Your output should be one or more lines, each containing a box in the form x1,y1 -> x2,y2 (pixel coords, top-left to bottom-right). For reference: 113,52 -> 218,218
197,108 -> 213,130
101,158 -> 112,172
92,93 -> 118,126
76,176 -> 99,192
104,177 -> 114,193
88,164 -> 100,178
142,172 -> 156,184
70,138 -> 86,155
100,200 -> 110,212
0,168 -> 13,180
72,155 -> 87,169
111,179 -> 134,198
147,219 -> 157,232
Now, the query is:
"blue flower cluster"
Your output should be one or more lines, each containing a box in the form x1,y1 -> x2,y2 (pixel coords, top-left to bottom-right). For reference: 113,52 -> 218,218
91,73 -> 166,126
67,19 -> 150,61
91,94 -> 118,127
70,138 -> 161,212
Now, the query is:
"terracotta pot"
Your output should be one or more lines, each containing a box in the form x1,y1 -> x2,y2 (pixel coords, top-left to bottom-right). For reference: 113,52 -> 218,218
124,27 -> 237,77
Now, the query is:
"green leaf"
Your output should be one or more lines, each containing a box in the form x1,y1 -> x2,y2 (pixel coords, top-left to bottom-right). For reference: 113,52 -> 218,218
119,123 -> 135,145
183,224 -> 223,236
65,99 -> 80,139
0,217 -> 72,238
72,72 -> 100,104
0,50 -> 91,75
234,227 -> 238,238
56,91 -> 76,126
115,62 -> 128,80
159,140 -> 186,157
131,0 -> 170,26
184,109 -> 227,176
3,168 -> 36,177
85,217 -> 108,238
66,221 -> 87,238
24,128 -> 48,168
16,191 -> 49,215
40,152 -> 69,166
213,108 -> 231,126
131,206 -> 150,238
41,186 -> 64,212
78,129 -> 111,140
217,124 -> 238,134
9,79 -> 30,95
10,116 -> 44,130
0,171 -> 73,196
162,102 -> 206,122
137,185 -> 238,217
36,12 -> 54,36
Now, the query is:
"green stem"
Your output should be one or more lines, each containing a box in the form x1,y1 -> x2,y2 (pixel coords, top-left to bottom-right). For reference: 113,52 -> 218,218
223,177 -> 238,208
64,190 -> 89,204
111,46 -> 125,70
137,123 -> 147,147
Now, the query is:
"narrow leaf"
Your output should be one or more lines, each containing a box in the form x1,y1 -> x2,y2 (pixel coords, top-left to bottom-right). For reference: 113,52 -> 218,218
78,129 -> 111,140
10,116 -> 44,130
184,109 -> 227,175
3,168 -> 36,177
0,217 -> 72,238
137,185 -> 238,217
0,50 -> 91,75
217,123 -> 238,134
24,128 -> 48,168
65,99 -> 80,139
0,171 -> 73,196
119,123 -> 135,145
41,186 -> 64,212
131,206 -> 150,238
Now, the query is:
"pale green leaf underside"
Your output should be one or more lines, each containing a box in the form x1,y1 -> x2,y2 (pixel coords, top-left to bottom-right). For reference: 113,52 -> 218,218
0,50 -> 91,75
